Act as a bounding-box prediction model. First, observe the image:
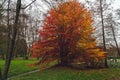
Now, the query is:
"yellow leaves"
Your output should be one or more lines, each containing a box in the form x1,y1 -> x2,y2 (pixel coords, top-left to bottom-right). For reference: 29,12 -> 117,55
89,48 -> 100,52
76,34 -> 106,62
77,38 -> 97,49
53,0 -> 93,29
31,0 -> 106,66
58,14 -> 63,22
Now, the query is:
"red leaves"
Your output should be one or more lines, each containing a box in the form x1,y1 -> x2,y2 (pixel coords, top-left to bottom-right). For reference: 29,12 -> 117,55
32,53 -> 40,57
66,34 -> 72,39
30,1 -> 106,66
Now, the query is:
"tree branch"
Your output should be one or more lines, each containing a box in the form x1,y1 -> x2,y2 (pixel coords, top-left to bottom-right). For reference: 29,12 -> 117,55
21,0 -> 36,9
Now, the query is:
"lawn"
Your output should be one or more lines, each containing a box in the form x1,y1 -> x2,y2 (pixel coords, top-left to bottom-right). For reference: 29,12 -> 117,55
11,66 -> 120,80
0,58 -> 39,77
1,58 -> 120,80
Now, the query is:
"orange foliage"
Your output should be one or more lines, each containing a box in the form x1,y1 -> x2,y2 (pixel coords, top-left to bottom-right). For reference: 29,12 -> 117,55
31,0 -> 106,67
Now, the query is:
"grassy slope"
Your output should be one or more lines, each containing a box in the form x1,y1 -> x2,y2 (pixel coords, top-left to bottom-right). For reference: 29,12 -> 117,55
12,66 -> 120,80
0,59 -> 39,77
1,59 -> 120,80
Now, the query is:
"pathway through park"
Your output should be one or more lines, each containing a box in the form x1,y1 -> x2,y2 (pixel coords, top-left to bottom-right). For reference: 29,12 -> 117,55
7,67 -> 50,80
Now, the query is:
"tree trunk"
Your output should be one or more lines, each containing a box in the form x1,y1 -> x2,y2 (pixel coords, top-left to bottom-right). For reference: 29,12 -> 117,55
60,45 -> 68,66
111,24 -> 120,56
59,33 -> 68,66
100,0 -> 106,50
6,0 -> 11,61
2,0 -> 21,80
100,0 -> 107,68
1,53 -> 5,60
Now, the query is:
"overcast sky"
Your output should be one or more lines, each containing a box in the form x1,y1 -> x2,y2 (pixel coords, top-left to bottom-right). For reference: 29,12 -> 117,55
112,0 -> 120,9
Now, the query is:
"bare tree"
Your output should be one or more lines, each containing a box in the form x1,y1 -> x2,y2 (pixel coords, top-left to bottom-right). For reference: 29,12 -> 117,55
105,13 -> 120,56
2,0 -> 21,79
6,0 -> 11,62
110,24 -> 120,56
100,0 -> 106,50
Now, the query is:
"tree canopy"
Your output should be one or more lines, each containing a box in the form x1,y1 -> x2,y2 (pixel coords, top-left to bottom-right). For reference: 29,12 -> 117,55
31,1 -> 106,67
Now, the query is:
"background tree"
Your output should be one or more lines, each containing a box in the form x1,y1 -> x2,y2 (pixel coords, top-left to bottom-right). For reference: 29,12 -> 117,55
83,0 -> 115,48
105,13 -> 120,56
14,39 -> 28,58
0,24 -> 8,60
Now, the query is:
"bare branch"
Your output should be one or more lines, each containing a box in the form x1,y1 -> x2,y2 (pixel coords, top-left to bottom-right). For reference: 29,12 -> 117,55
21,0 -> 36,9
2,0 -> 7,6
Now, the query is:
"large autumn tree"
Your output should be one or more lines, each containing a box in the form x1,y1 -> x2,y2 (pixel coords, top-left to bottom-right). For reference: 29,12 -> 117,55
31,1 -> 106,67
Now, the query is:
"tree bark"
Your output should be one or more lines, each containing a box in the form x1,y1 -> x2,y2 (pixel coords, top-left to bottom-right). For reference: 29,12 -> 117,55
58,32 -> 68,66
2,0 -> 21,80
100,0 -> 106,50
1,53 -> 5,60
6,0 -> 11,61
100,0 -> 108,68
60,45 -> 68,66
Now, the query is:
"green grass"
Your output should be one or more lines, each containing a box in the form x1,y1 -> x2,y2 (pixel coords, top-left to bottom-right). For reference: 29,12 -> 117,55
0,58 -> 39,77
12,66 -> 120,80
1,58 -> 120,80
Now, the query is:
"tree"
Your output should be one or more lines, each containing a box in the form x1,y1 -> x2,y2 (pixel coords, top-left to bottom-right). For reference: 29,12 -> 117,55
31,1 -> 106,67
0,24 -> 8,60
0,4 -> 7,60
0,4 -> 2,23
116,9 -> 120,19
99,0 -> 106,50
105,13 -> 120,56
0,4 -> 4,80
2,0 -> 21,79
14,39 -> 28,58
1,0 -> 38,79
13,9 -> 29,59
